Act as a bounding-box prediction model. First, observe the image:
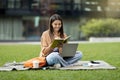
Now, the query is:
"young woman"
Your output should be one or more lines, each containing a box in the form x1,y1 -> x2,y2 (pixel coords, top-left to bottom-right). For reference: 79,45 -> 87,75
40,14 -> 83,67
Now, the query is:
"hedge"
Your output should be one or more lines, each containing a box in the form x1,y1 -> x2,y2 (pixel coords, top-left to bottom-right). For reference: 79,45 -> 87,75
80,19 -> 120,38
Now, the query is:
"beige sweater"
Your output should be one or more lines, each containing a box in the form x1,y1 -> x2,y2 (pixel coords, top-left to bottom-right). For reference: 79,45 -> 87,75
40,30 -> 67,57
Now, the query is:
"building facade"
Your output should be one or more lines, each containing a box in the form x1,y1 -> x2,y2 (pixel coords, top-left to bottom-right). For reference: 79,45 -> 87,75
0,0 -> 120,41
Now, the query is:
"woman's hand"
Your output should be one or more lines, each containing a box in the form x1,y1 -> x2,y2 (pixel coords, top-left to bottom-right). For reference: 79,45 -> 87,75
58,46 -> 63,54
58,42 -> 63,53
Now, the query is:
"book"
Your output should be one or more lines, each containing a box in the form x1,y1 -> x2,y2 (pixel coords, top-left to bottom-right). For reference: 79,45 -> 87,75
51,35 -> 71,48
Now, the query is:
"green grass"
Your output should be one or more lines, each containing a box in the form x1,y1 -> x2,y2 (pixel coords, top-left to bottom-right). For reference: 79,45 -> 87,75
0,42 -> 120,80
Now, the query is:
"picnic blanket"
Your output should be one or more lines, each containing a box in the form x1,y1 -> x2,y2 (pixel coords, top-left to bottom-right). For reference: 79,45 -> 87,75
0,60 -> 116,71
0,62 -> 29,71
59,60 -> 116,70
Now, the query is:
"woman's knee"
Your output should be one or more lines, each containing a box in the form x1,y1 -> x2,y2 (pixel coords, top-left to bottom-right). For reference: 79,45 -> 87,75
76,51 -> 83,59
46,52 -> 60,65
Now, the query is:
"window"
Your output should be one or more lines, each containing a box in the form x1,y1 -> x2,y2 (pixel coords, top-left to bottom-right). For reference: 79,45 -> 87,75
8,0 -> 15,8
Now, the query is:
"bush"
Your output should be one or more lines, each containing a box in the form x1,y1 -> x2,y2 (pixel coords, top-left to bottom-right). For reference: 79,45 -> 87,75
80,19 -> 120,38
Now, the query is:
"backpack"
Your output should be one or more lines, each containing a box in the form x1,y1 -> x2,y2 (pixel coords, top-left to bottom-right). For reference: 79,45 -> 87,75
23,57 -> 46,68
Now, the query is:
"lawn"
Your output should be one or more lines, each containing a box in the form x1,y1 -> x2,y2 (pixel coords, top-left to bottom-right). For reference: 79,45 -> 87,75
0,42 -> 120,80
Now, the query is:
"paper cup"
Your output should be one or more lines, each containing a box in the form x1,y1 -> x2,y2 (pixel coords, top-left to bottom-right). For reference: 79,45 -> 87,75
33,60 -> 39,68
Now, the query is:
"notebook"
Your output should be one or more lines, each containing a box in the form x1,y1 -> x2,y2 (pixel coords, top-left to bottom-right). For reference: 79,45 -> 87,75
60,43 -> 78,57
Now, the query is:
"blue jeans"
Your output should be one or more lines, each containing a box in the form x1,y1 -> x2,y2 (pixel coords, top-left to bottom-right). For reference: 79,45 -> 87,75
46,51 -> 83,67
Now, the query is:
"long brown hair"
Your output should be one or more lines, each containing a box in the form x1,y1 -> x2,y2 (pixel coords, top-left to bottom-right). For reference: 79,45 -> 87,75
48,14 -> 64,41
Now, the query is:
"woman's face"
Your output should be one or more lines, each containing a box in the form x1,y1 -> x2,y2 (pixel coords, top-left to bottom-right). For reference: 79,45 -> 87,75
52,20 -> 62,32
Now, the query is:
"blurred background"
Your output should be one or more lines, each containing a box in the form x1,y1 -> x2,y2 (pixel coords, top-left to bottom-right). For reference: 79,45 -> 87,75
0,0 -> 120,41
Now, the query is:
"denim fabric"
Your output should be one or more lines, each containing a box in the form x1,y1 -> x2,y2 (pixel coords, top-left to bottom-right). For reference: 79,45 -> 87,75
46,51 -> 83,67
53,47 -> 59,52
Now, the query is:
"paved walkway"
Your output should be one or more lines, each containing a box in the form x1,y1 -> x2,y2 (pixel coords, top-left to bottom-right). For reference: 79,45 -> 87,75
0,41 -> 88,45
0,40 -> 119,45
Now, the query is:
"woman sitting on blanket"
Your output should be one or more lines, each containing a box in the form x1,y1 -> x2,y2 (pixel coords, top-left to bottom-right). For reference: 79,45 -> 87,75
40,14 -> 83,67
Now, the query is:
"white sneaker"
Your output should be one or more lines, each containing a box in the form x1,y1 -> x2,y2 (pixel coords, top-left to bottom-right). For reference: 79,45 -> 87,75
53,63 -> 61,68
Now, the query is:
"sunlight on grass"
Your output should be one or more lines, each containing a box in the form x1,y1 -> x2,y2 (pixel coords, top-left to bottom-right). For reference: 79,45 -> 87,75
0,45 -> 40,66
0,42 -> 120,80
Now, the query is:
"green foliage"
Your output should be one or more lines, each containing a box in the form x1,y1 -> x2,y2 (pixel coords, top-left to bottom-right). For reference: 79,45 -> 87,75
80,19 -> 120,38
